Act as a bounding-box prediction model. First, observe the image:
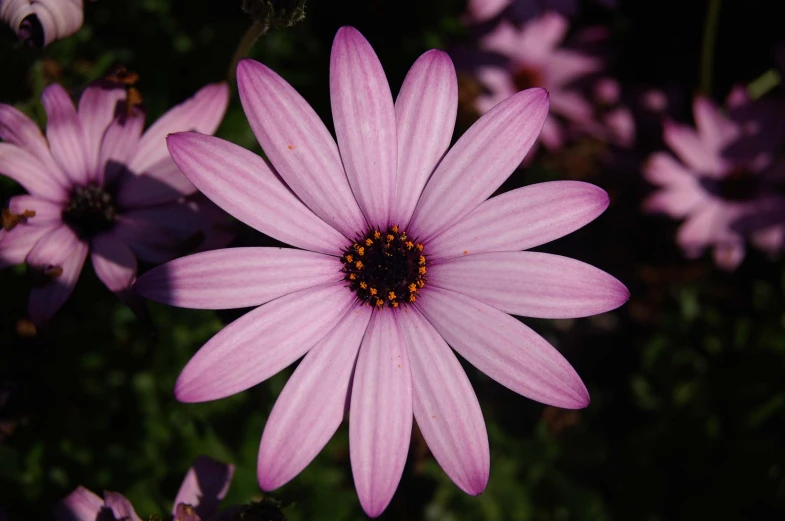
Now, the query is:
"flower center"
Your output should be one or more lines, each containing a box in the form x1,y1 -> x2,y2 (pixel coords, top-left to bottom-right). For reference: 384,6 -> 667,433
700,168 -> 760,202
18,15 -> 44,48
62,184 -> 117,238
513,66 -> 545,91
341,226 -> 426,309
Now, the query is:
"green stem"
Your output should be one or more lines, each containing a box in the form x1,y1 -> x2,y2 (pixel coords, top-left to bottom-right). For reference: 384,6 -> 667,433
747,69 -> 781,100
227,20 -> 266,84
699,0 -> 722,96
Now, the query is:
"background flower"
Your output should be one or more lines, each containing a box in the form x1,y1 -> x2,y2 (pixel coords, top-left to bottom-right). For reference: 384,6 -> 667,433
0,0 -> 83,47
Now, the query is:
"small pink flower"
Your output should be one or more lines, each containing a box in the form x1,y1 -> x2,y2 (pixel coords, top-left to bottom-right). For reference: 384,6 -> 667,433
0,0 -> 83,47
465,0 -> 618,24
474,13 -> 604,150
643,88 -> 785,270
0,78 -> 230,323
135,26 -> 628,517
53,456 -> 234,521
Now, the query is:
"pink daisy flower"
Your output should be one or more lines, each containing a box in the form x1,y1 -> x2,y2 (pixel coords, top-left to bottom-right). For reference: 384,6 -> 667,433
135,26 -> 628,517
0,0 -> 82,47
643,88 -> 785,270
474,13 -> 604,150
54,456 -> 234,521
0,78 -> 230,324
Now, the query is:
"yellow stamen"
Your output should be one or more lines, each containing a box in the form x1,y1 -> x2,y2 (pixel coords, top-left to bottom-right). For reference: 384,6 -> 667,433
357,247 -> 365,256
376,298 -> 384,307
392,225 -> 399,233
409,294 -> 417,302
365,238 -> 373,246
349,273 -> 356,280
418,255 -> 426,265
416,244 -> 424,251
417,280 -> 425,288
374,230 -> 381,239
405,241 -> 414,250
386,234 -> 394,242
418,266 -> 426,275
345,254 -> 353,263
391,301 -> 399,308
388,291 -> 396,301
355,261 -> 364,269
408,283 -> 417,293
360,282 -> 367,289
369,287 -> 378,296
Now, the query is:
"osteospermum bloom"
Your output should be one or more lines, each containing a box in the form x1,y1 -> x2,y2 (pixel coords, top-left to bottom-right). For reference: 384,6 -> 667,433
473,13 -> 603,150
54,456 -> 234,521
135,26 -> 628,517
643,88 -> 785,270
0,78 -> 230,323
1,0 -> 82,47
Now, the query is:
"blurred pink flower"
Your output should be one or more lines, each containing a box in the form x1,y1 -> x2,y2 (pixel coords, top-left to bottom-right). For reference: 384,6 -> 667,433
643,88 -> 785,270
474,13 -> 604,150
135,26 -> 628,517
0,79 -> 230,323
466,0 -> 617,24
0,0 -> 83,47
53,456 -> 234,521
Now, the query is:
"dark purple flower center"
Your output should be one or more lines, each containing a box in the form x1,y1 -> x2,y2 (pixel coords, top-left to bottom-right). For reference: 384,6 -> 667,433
341,226 -> 426,309
62,183 -> 117,238
700,168 -> 760,202
514,66 -> 545,91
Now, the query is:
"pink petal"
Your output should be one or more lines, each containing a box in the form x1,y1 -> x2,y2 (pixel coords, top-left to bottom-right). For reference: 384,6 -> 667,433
393,50 -> 458,228
112,214 -> 178,264
8,195 -> 63,225
78,84 -> 128,178
237,59 -> 366,238
0,224 -> 55,269
103,491 -> 142,521
330,26 -> 397,229
172,455 -> 234,518
258,305 -> 372,490
466,0 -> 511,22
643,188 -> 706,218
166,132 -> 347,256
26,225 -> 88,324
642,152 -> 699,187
41,84 -> 90,185
29,0 -> 83,46
350,311 -> 412,518
417,287 -> 589,409
676,201 -> 727,254
91,233 -> 137,293
426,181 -> 608,260
410,88 -> 549,241
0,103 -> 57,163
663,120 -> 721,176
517,12 -> 569,58
693,96 -> 738,156
135,247 -> 343,310
115,169 -> 190,208
398,307 -> 489,495
98,110 -> 145,186
0,143 -> 69,201
429,252 -> 629,319
53,486 -> 104,521
713,241 -> 745,271
175,283 -> 355,403
127,83 -> 229,177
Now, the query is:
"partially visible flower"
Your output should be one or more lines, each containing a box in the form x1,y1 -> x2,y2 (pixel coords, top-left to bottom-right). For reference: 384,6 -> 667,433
53,456 -> 234,521
135,26 -> 628,517
590,77 -> 635,148
465,0 -> 617,24
0,0 -> 83,47
643,88 -> 785,270
472,13 -> 604,150
0,76 -> 231,324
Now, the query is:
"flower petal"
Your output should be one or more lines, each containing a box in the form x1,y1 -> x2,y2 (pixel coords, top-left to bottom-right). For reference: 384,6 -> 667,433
393,50 -> 458,228
399,307 -> 489,495
78,84 -> 128,178
41,84 -> 90,185
0,143 -> 69,201
172,456 -> 234,518
693,96 -> 738,155
103,492 -> 142,521
258,305 -> 372,490
350,311 -> 412,518
430,252 -> 629,319
330,26 -> 397,229
112,214 -> 178,264
662,120 -> 721,176
417,287 -> 589,409
7,195 -> 63,225
0,224 -> 55,269
29,0 -> 83,46
127,83 -> 229,176
410,88 -> 549,241
91,233 -> 137,293
427,181 -> 608,260
175,283 -> 354,403
0,103 -> 56,162
52,486 -> 104,521
135,247 -> 343,310
167,132 -> 347,256
237,59 -> 366,238
26,225 -> 88,324
98,110 -> 145,186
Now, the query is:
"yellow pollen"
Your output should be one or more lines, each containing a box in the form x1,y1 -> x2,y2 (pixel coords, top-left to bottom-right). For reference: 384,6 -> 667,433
376,298 -> 384,307
392,225 -> 399,233
355,261 -> 364,269
369,287 -> 378,296
374,231 -> 381,239
409,294 -> 417,302
416,244 -> 424,251
419,266 -> 427,275
357,247 -> 365,256
365,238 -> 373,246
360,282 -> 367,289
388,291 -> 396,301
345,254 -> 353,263
405,241 -> 414,250
392,301 -> 399,308
349,274 -> 356,280
408,283 -> 417,293
400,232 -> 407,240
417,280 -> 425,288
353,243 -> 360,250
386,234 -> 394,242
418,255 -> 426,265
